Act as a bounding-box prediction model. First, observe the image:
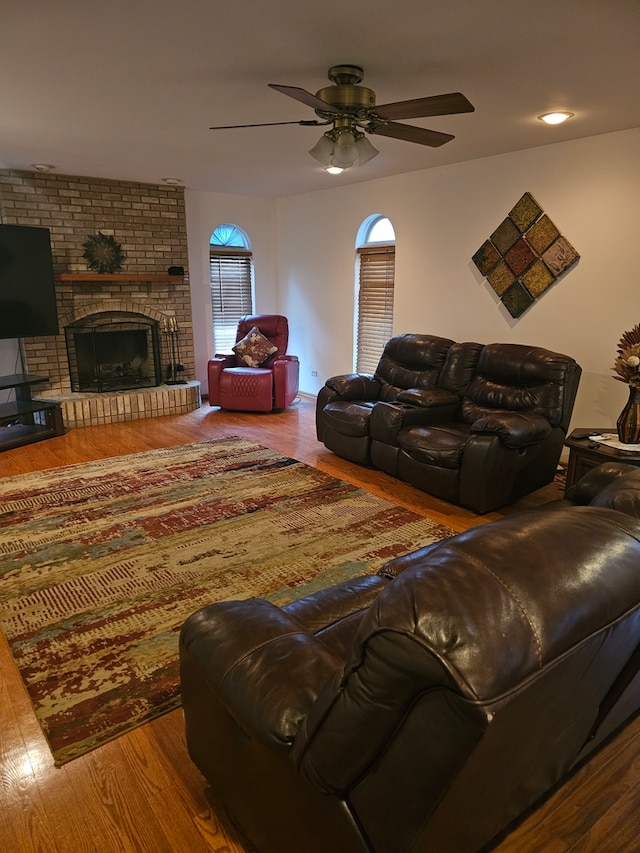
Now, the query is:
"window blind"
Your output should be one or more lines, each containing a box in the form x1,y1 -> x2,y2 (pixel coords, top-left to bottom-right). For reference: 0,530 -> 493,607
355,244 -> 395,373
210,249 -> 254,352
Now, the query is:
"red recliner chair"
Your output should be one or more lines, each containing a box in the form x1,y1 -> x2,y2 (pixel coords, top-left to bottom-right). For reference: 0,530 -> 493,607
208,314 -> 299,412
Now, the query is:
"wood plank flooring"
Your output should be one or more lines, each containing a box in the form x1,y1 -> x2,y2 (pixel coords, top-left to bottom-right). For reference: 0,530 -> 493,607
1,397 -> 639,852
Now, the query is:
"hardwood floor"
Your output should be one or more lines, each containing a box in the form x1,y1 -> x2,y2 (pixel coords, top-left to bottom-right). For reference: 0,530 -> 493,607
1,397 -> 639,852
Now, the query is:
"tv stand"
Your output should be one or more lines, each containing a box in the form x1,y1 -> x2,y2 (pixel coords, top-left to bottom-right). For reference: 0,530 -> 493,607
0,374 -> 65,452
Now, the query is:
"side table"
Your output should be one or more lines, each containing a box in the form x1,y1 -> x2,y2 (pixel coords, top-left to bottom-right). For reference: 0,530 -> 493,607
564,428 -> 640,490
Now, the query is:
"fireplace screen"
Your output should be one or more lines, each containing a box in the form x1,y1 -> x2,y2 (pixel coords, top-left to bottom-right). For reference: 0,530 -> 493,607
65,312 -> 163,392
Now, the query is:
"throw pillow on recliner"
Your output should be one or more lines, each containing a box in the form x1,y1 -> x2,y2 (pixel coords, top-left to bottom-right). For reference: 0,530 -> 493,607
233,326 -> 278,367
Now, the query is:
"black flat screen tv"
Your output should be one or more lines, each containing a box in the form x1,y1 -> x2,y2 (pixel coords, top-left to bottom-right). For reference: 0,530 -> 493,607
0,224 -> 59,339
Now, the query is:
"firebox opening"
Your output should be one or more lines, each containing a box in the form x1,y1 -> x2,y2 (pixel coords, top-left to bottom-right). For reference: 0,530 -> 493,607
65,313 -> 163,393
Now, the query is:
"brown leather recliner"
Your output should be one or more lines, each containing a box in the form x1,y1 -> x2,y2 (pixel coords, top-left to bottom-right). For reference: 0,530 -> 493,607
316,333 -> 455,466
369,340 -> 484,477
180,463 -> 640,853
397,342 -> 582,512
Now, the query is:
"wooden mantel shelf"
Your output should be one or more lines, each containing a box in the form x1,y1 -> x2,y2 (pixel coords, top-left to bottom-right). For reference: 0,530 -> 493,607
58,273 -> 185,282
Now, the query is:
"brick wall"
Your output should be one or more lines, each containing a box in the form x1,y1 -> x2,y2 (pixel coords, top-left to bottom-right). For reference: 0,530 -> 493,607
0,170 -> 195,393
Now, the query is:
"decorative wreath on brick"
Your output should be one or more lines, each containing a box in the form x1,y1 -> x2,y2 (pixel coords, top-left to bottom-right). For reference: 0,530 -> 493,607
82,231 -> 126,273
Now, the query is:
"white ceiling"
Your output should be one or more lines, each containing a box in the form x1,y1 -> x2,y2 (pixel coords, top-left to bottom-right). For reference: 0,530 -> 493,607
1,0 -> 639,198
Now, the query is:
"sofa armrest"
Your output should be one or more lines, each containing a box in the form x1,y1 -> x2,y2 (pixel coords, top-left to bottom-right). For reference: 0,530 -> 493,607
180,599 -> 339,747
564,461 -> 639,504
470,411 -> 552,448
316,374 -> 380,440
207,355 -> 236,405
587,467 -> 640,516
272,355 -> 300,409
396,387 -> 459,408
209,354 -> 235,366
394,388 -> 460,424
370,395 -> 460,445
324,373 -> 380,400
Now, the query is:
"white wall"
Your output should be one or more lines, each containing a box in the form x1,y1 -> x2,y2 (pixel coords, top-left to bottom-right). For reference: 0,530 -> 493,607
186,127 -> 639,430
276,127 -> 639,429
185,190 -> 278,386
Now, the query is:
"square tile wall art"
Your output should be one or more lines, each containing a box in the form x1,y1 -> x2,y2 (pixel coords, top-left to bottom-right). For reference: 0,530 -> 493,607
472,192 -> 580,318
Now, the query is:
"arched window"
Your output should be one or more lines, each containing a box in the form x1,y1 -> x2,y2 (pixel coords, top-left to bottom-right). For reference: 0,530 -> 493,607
210,224 -> 247,248
355,215 -> 396,373
210,224 -> 254,352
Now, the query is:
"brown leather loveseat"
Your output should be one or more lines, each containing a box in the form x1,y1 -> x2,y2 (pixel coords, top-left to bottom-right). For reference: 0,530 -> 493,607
180,462 -> 640,853
316,334 -> 581,513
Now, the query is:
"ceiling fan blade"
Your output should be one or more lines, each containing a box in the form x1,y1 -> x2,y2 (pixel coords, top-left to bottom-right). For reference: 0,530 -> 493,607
375,92 -> 474,121
268,83 -> 341,114
370,122 -> 455,147
210,119 -> 325,130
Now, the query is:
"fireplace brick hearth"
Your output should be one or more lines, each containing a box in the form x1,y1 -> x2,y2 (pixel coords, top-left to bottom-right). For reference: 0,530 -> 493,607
37,381 -> 201,429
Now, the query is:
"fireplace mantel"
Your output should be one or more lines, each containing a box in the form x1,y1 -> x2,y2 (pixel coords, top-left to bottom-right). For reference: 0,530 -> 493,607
58,273 -> 185,282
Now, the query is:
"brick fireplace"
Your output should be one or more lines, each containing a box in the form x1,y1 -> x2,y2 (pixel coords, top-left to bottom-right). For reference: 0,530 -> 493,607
65,310 -> 162,393
25,273 -> 201,427
0,170 -> 201,427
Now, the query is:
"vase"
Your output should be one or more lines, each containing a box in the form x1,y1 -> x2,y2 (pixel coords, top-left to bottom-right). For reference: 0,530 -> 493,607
616,386 -> 640,444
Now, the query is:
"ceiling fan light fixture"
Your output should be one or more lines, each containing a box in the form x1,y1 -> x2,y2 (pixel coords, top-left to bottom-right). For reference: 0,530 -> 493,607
538,111 -> 574,125
354,134 -> 379,165
308,133 -> 335,166
332,129 -> 359,168
309,126 -> 379,172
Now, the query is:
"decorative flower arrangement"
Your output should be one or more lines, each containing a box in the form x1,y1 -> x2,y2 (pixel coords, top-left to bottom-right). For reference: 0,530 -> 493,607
613,324 -> 640,388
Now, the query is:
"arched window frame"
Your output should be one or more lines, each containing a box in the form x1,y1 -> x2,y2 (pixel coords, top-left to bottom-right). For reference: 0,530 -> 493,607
209,224 -> 255,353
354,215 -> 396,373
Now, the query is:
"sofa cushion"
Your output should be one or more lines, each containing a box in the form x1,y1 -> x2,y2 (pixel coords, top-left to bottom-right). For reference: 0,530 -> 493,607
461,343 -> 577,428
375,334 -> 454,396
233,326 -> 278,367
437,341 -> 484,395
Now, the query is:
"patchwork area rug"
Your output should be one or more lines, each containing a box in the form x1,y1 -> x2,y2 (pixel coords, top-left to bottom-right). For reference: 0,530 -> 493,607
0,436 -> 453,765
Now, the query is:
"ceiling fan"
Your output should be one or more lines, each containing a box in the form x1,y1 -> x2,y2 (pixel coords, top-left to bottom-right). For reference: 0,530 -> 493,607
210,65 -> 475,171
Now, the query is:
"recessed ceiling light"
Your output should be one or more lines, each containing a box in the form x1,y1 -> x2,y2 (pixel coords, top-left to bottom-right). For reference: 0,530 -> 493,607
32,164 -> 55,172
538,111 -> 575,125
162,177 -> 182,185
